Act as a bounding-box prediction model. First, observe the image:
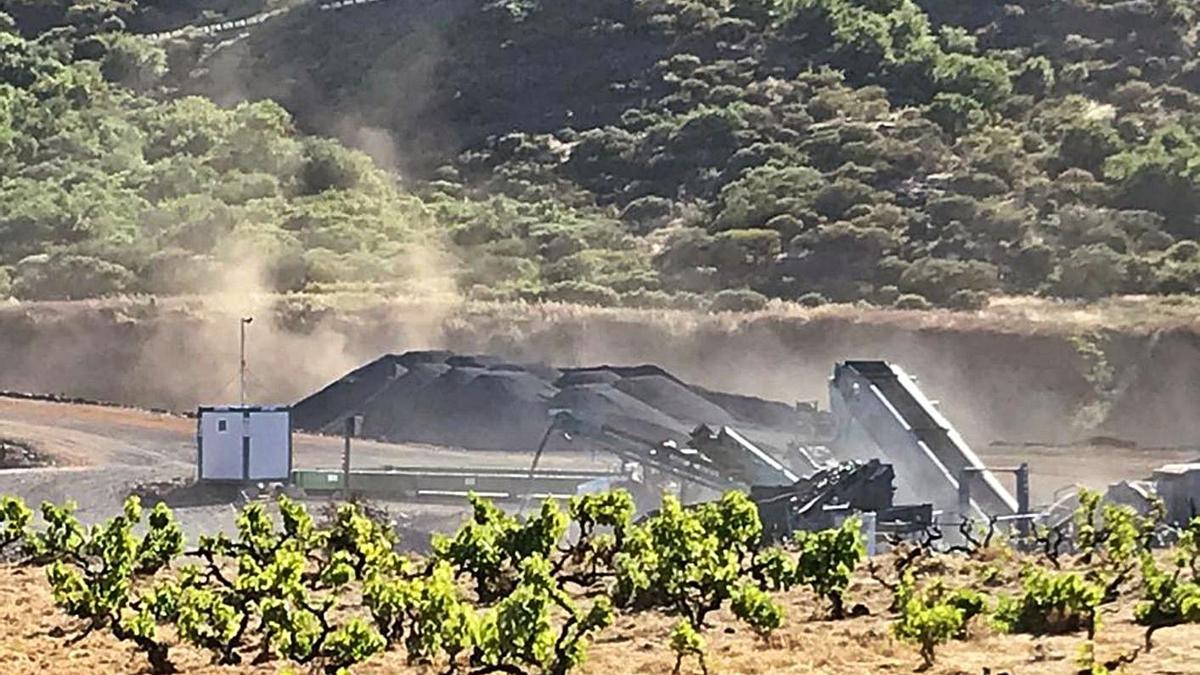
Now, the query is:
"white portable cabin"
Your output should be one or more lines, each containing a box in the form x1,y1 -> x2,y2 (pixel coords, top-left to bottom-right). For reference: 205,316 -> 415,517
197,406 -> 293,482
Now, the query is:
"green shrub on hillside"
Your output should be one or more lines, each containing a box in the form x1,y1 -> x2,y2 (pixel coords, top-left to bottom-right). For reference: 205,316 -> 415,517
711,288 -> 769,312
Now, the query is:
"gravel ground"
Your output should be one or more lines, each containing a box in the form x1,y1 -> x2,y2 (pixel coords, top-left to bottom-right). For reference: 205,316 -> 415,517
0,396 -> 609,541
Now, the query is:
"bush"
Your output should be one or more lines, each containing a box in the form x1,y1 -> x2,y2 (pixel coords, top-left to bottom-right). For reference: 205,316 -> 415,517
142,249 -> 219,294
0,495 -> 31,552
670,620 -> 706,675
894,293 -> 932,310
613,492 -> 789,639
1135,517 -> 1200,650
620,289 -> 675,309
716,164 -> 824,229
946,289 -> 989,311
1165,240 -> 1200,263
1156,263 -> 1200,294
1010,243 -> 1056,291
792,517 -> 865,619
812,178 -> 878,220
874,284 -> 901,306
898,257 -> 999,304
44,497 -> 184,673
926,93 -> 989,135
764,213 -> 805,241
1137,229 -> 1176,253
948,172 -> 1008,198
796,292 -> 828,308
12,254 -> 135,300
620,196 -> 673,232
299,138 -> 369,194
99,33 -> 167,92
712,229 -> 783,268
1053,244 -> 1128,300
710,288 -> 769,312
542,280 -> 620,306
668,291 -> 708,311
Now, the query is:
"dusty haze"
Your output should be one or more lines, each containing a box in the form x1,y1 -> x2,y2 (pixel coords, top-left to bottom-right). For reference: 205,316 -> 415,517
3,296 -> 1200,452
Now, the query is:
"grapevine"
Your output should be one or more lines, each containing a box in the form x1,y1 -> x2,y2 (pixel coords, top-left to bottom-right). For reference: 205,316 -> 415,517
45,496 -> 184,673
0,494 -> 31,553
891,572 -> 985,668
669,619 -> 706,675
994,565 -> 1103,638
432,494 -> 567,602
1133,516 -> 1200,650
792,517 -> 865,619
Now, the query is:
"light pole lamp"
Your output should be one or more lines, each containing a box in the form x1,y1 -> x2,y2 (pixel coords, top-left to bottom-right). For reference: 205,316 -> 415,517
240,316 -> 253,406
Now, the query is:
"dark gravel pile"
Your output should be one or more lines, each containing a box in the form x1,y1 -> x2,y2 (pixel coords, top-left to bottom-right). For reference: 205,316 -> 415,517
293,351 -> 803,453
0,439 -> 53,469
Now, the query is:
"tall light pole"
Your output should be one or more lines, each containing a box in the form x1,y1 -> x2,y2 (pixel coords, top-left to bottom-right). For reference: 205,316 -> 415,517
240,316 -> 253,406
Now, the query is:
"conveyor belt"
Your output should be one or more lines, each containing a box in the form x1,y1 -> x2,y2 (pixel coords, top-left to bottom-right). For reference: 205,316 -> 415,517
830,361 -> 1017,517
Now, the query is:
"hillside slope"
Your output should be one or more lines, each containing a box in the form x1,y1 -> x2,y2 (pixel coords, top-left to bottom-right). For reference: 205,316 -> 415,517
6,1 -> 1200,311
178,0 -> 1200,308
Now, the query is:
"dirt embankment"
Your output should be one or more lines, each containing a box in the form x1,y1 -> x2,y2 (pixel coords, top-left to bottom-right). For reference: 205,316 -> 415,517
1,296 -> 1199,449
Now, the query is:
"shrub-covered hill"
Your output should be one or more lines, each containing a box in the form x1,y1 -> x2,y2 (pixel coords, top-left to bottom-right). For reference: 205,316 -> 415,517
5,0 -> 1200,309
0,1 -> 652,303
181,0 -> 1200,308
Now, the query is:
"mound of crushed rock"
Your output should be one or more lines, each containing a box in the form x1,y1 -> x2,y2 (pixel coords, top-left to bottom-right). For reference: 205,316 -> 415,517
0,438 -> 53,469
292,352 -> 805,454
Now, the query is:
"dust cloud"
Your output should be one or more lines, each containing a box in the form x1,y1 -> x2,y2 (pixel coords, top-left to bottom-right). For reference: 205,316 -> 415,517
4,297 -> 1200,454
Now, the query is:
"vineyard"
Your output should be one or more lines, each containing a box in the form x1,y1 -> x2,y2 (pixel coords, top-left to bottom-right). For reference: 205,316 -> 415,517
1,488 -> 1200,674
